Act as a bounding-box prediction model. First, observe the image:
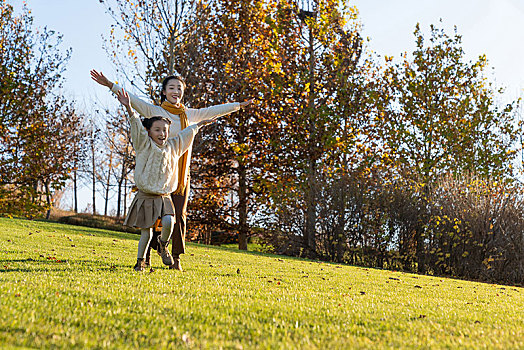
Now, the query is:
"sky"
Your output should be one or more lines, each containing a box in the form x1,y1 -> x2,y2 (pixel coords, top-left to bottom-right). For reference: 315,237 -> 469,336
11,0 -> 524,213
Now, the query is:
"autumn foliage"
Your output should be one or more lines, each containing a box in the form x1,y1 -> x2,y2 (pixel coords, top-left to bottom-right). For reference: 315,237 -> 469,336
0,1 -> 88,217
1,0 -> 523,284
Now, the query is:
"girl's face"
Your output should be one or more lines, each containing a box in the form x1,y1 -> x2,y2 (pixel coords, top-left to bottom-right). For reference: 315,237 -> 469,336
148,120 -> 170,146
163,79 -> 184,105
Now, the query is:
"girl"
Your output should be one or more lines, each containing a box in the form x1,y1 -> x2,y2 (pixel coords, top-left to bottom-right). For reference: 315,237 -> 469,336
116,88 -> 213,272
91,70 -> 252,271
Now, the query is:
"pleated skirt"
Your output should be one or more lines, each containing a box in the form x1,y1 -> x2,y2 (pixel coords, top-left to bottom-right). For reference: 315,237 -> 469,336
123,190 -> 175,229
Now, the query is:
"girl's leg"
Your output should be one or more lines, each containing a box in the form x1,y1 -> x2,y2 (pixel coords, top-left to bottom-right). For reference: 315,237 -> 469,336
137,228 -> 153,259
157,215 -> 175,266
160,215 -> 175,242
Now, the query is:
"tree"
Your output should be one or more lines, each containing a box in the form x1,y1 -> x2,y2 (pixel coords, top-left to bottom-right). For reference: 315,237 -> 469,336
187,0 -> 280,250
100,0 -> 206,100
379,23 -> 519,182
259,0 -> 371,258
0,1 -> 87,216
377,23 -> 520,272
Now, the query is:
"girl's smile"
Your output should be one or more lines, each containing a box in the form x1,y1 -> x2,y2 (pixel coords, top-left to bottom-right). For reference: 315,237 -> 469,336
147,120 -> 170,146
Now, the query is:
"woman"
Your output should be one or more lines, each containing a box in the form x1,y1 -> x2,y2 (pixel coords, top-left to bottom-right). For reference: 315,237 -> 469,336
91,70 -> 253,270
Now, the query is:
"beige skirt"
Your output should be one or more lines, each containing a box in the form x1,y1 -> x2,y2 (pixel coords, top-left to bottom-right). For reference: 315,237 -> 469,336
123,191 -> 175,229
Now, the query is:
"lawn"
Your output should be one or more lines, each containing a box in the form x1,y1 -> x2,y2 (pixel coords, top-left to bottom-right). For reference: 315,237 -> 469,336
0,217 -> 522,349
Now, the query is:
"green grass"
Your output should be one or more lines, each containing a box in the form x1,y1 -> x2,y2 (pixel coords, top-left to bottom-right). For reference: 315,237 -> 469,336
0,217 -> 523,349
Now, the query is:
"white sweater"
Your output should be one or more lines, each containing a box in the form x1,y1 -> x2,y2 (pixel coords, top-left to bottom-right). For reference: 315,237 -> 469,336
128,110 -> 199,195
111,83 -> 240,185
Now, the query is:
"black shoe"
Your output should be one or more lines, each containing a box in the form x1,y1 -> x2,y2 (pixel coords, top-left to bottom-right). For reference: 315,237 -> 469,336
133,258 -> 145,272
169,257 -> 183,271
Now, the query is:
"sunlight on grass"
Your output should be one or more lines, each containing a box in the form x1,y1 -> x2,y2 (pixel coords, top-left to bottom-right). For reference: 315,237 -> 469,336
0,217 -> 522,349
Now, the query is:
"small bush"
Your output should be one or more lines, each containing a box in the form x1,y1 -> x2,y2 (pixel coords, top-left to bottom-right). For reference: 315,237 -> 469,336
57,213 -> 139,234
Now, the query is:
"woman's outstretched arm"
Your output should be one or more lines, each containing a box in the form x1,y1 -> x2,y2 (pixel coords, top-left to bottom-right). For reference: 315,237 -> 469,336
90,69 -> 159,118
187,99 -> 254,124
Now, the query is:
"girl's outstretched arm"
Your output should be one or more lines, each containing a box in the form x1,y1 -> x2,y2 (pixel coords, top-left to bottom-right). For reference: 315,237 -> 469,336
116,89 -> 149,151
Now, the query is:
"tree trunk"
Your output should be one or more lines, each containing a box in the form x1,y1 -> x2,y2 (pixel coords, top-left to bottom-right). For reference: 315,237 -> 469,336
73,168 -> 78,213
104,153 -> 113,216
238,159 -> 248,251
91,137 -> 96,215
417,185 -> 429,273
116,162 -> 126,218
168,31 -> 175,75
123,177 -> 128,217
304,26 -> 316,257
45,180 -> 51,220
416,228 -> 426,273
335,179 -> 346,263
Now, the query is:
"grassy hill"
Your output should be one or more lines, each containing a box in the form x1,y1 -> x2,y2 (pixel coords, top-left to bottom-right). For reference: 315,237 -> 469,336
0,217 -> 522,349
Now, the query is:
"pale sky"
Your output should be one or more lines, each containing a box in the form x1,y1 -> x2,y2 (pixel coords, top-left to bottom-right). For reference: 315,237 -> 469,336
353,0 -> 524,97
11,0 -> 524,213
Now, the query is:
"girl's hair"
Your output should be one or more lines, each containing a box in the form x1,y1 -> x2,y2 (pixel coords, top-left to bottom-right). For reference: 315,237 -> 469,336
160,75 -> 186,103
142,116 -> 171,130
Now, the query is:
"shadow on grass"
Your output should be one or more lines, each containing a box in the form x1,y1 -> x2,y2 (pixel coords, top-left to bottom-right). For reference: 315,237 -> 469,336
0,257 -> 131,273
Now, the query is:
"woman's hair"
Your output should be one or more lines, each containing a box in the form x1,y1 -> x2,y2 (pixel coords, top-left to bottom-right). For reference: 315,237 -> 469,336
142,116 -> 172,130
160,75 -> 186,103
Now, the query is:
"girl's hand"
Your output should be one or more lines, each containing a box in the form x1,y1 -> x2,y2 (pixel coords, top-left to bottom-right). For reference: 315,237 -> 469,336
239,99 -> 254,108
90,69 -> 112,88
116,89 -> 131,109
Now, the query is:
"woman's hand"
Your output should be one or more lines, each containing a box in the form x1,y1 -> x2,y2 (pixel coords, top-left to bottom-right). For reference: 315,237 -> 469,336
239,99 -> 254,108
90,69 -> 113,88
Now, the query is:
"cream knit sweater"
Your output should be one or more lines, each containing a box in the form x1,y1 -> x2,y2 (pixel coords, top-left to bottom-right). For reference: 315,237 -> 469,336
111,83 -> 240,186
128,110 -> 199,195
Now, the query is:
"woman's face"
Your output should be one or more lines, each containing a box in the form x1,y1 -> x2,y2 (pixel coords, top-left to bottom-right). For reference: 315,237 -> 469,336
163,79 -> 184,105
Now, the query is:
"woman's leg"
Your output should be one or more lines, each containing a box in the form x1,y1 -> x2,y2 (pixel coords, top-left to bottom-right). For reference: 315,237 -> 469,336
171,180 -> 190,257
